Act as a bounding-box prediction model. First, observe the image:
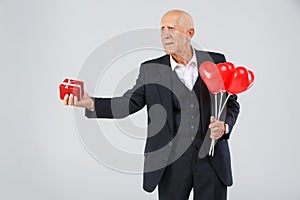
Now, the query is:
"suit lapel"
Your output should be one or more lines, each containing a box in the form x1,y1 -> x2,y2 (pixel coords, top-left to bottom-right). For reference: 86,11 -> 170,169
195,50 -> 214,135
155,55 -> 174,133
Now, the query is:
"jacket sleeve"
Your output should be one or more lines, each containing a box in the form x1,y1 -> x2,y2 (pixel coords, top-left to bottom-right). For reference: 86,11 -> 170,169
223,93 -> 240,139
85,64 -> 146,119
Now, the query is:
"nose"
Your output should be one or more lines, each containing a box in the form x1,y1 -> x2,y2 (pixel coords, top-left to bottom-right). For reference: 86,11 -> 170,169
161,29 -> 171,38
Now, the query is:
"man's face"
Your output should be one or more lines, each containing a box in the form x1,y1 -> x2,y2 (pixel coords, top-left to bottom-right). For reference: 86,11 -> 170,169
160,14 -> 191,55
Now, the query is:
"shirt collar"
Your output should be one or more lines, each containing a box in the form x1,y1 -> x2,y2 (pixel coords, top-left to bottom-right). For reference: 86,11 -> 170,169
170,48 -> 197,71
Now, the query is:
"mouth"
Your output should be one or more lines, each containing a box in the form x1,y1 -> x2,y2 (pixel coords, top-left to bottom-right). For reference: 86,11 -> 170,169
164,42 -> 174,46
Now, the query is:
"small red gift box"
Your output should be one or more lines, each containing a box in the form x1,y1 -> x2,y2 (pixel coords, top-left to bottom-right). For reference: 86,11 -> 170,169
59,78 -> 84,100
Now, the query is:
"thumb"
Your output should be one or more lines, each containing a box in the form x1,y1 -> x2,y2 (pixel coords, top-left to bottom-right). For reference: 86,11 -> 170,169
210,116 -> 216,123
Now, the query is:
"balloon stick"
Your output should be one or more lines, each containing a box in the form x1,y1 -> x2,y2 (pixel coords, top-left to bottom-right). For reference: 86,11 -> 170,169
218,94 -> 231,120
209,94 -> 218,156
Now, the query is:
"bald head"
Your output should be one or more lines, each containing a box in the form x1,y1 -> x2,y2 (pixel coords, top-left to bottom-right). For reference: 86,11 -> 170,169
161,10 -> 194,31
160,10 -> 195,62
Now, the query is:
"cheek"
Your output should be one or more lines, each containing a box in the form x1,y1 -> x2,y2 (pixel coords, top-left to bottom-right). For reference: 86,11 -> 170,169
175,33 -> 186,43
176,37 -> 186,47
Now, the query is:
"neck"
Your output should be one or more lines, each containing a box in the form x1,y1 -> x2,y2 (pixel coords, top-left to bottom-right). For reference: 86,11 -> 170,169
171,46 -> 193,66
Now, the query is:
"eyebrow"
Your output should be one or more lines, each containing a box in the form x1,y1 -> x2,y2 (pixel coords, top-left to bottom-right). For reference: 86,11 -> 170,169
161,25 -> 176,29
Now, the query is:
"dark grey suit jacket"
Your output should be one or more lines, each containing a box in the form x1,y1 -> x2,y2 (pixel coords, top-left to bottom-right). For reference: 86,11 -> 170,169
86,49 -> 240,192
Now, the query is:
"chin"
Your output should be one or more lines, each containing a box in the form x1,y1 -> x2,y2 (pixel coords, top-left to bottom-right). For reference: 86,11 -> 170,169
163,47 -> 176,55
164,49 -> 171,55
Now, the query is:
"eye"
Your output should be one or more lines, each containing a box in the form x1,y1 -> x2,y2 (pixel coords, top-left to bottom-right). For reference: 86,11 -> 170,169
161,26 -> 175,32
168,26 -> 174,30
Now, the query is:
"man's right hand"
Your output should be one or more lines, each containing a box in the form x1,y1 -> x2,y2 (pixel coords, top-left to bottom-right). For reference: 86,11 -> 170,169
63,92 -> 95,111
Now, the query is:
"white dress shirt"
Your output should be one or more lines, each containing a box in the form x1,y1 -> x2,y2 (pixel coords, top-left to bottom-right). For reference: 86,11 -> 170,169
170,49 -> 198,91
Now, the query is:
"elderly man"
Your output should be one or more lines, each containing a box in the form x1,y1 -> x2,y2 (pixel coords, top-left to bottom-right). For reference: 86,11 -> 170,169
64,10 -> 239,200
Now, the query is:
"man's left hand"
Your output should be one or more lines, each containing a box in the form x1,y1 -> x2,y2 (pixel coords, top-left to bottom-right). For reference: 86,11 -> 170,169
209,116 -> 225,140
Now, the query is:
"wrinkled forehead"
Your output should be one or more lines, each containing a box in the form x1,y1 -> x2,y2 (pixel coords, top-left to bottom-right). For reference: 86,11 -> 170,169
161,14 -> 180,27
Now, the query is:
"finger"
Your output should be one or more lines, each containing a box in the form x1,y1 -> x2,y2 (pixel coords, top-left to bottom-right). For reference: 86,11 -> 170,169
63,94 -> 69,105
211,127 -> 223,135
210,131 -> 222,140
211,134 -> 221,140
209,122 -> 220,129
210,134 -> 219,140
214,122 -> 224,132
210,129 -> 218,136
209,120 -> 224,128
209,123 -> 217,129
68,94 -> 74,105
74,95 -> 78,106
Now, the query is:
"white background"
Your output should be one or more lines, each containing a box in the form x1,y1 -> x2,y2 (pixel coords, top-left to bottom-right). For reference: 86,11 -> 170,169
1,0 -> 300,199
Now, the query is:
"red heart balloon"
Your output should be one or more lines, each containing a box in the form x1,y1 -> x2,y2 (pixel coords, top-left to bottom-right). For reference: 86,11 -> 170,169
199,61 -> 224,94
223,62 -> 235,70
216,62 -> 235,91
226,66 -> 255,94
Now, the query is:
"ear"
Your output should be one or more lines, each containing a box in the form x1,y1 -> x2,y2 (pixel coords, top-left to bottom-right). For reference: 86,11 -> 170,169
187,28 -> 195,38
